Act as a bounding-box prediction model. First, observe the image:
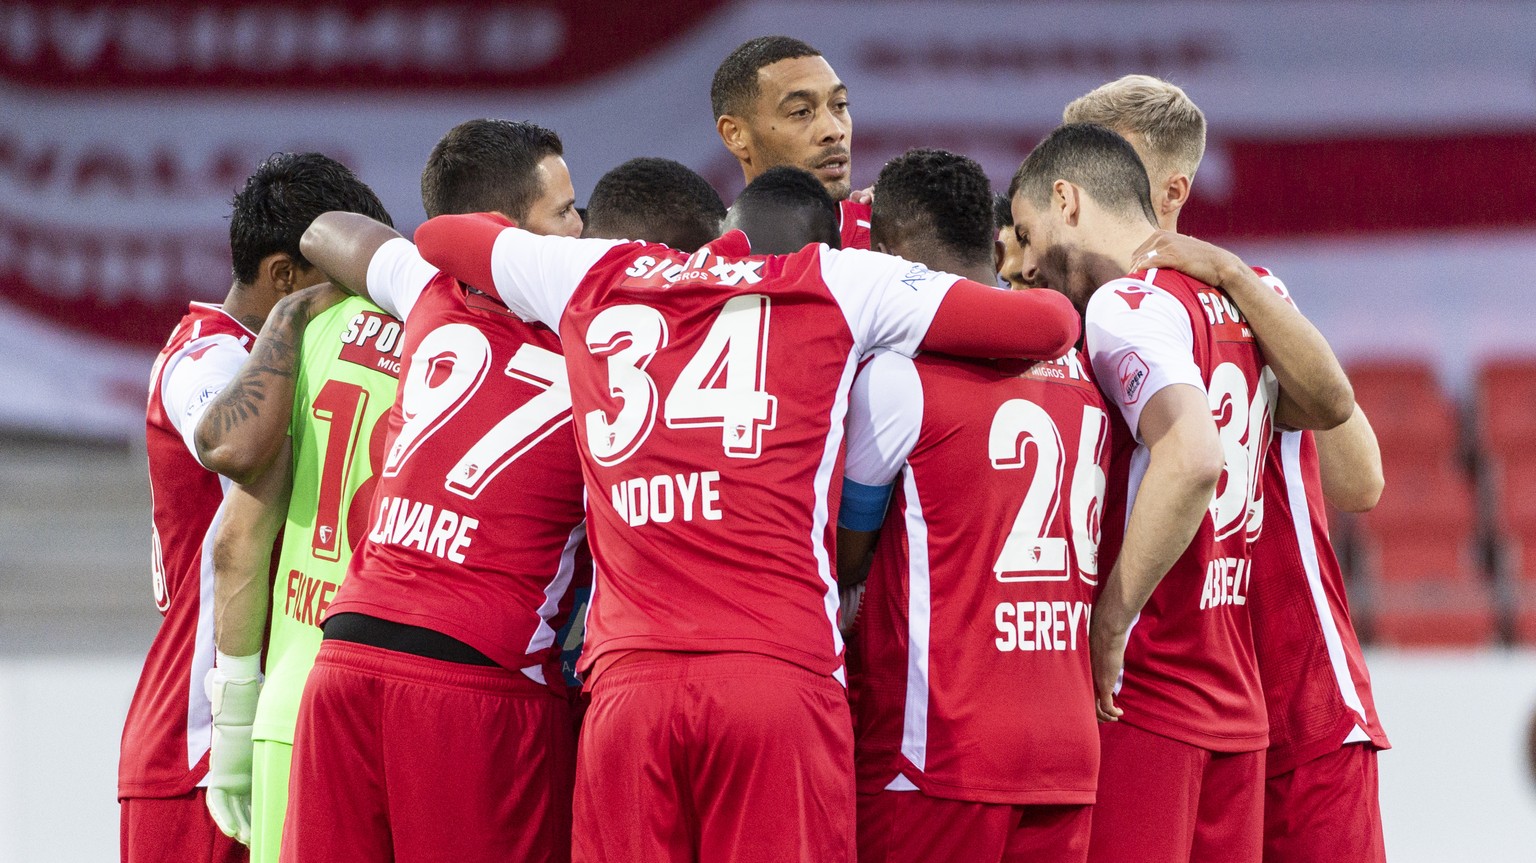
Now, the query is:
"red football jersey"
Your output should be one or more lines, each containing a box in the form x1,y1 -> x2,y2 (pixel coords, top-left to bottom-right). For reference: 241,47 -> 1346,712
1251,429 -> 1390,775
124,303 -> 253,798
845,349 -> 1108,805
1085,267 -> 1278,752
325,239 -> 588,684
840,199 -> 872,250
413,215 -> 1078,685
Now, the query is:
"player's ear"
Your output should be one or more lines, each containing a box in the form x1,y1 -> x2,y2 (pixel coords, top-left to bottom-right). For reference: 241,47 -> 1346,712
718,115 -> 751,161
1161,173 -> 1191,222
260,252 -> 300,296
1054,180 -> 1080,227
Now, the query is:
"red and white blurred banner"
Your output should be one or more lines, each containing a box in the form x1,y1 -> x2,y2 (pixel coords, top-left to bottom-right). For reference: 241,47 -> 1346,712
3,0 -> 1533,438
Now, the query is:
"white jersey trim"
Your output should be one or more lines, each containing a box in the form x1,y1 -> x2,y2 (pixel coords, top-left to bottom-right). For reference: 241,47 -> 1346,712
1279,431 -> 1371,728
814,351 -> 860,687
525,519 -> 588,656
365,237 -> 440,322
844,351 -> 923,488
160,327 -> 251,466
897,466 -> 933,772
188,474 -> 232,776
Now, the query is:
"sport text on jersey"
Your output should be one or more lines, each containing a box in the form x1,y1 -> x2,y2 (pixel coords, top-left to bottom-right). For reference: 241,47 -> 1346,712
619,246 -> 765,289
338,310 -> 405,379
1196,287 -> 1257,341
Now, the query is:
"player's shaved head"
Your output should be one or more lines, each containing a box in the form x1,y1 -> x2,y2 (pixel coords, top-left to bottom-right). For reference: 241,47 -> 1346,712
420,119 -> 564,221
1009,124 -> 1158,226
723,166 -> 839,254
229,152 -> 391,285
711,36 -> 822,121
584,157 -> 727,253
871,148 -> 995,272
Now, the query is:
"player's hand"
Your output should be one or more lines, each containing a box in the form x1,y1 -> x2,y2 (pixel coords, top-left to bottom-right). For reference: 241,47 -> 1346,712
1089,612 -> 1127,723
204,665 -> 262,845
848,185 -> 875,206
1129,230 -> 1244,287
838,582 -> 865,637
290,281 -> 351,322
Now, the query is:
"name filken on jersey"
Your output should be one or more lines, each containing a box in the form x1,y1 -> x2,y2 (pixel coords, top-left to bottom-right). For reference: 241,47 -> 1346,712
338,309 -> 405,377
283,568 -> 337,629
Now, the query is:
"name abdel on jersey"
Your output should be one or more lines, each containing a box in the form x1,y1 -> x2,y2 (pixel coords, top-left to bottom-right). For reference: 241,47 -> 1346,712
338,309 -> 405,377
1199,556 -> 1250,610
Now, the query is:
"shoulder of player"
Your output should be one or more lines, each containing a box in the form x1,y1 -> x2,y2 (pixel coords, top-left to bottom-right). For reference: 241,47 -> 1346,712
1085,272 -> 1184,319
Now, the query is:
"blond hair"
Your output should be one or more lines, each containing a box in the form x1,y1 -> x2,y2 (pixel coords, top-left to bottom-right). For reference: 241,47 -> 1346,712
1063,75 -> 1206,181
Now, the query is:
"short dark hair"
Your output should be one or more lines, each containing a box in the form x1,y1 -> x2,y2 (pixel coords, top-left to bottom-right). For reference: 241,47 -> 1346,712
993,192 -> 1013,231
1009,123 -> 1158,225
585,158 -> 727,253
420,119 -> 564,220
229,152 -> 391,284
872,148 -> 995,267
711,36 -> 822,120
729,166 -> 840,252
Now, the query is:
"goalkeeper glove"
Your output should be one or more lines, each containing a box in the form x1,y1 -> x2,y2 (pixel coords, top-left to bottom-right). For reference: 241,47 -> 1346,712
204,652 -> 262,845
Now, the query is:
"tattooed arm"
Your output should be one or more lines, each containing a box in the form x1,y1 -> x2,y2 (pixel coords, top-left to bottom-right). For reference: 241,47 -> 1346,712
194,283 -> 348,484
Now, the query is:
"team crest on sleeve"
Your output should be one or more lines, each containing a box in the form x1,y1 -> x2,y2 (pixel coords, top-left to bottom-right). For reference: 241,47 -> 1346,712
1114,284 -> 1152,309
1118,352 -> 1150,404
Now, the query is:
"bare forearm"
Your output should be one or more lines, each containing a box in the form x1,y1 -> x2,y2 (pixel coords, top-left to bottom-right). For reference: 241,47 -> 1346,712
836,527 -> 880,589
195,294 -> 312,484
212,449 -> 291,656
1316,405 -> 1384,512
1097,455 -> 1217,634
1216,260 -> 1353,430
300,211 -> 404,299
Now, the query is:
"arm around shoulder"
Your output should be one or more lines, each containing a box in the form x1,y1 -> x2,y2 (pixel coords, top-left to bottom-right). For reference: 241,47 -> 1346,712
299,212 -> 404,299
920,280 -> 1079,360
1315,404 -> 1384,512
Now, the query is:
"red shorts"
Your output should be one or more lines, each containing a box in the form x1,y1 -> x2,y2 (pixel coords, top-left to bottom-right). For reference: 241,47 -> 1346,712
120,790 -> 247,863
281,640 -> 574,863
1263,743 -> 1384,863
572,651 -> 855,863
857,790 -> 1090,863
1089,722 -> 1263,863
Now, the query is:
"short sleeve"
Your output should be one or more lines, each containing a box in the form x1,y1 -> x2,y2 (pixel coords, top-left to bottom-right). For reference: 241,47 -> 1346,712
487,229 -> 628,328
844,351 -> 923,488
161,335 -> 249,464
818,247 -> 961,359
365,238 -> 440,321
1084,277 -> 1203,442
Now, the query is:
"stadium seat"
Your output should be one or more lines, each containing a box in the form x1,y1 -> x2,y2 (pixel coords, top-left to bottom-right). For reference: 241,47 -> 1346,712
1357,454 -> 1495,645
1348,358 -> 1460,457
1476,357 -> 1536,461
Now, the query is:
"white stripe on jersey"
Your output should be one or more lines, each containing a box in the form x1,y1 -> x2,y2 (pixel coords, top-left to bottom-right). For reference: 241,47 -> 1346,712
188,475 -> 231,777
1279,431 -> 1370,730
895,466 -> 933,776
813,352 -> 859,687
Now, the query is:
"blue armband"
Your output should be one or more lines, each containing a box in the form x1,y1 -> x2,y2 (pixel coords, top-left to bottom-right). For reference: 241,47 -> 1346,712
838,478 -> 895,531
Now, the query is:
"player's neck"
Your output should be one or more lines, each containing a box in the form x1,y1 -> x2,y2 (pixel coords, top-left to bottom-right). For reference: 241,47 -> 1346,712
1085,220 -> 1156,285
220,280 -> 275,333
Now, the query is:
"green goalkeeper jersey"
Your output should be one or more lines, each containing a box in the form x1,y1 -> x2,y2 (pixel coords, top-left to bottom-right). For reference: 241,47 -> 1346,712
252,296 -> 403,744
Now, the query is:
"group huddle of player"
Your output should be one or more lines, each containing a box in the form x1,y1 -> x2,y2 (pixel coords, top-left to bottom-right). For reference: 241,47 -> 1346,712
120,35 -> 1391,863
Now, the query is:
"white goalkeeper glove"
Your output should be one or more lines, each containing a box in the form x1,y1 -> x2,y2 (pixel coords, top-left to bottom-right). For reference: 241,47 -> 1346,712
204,651 -> 262,845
